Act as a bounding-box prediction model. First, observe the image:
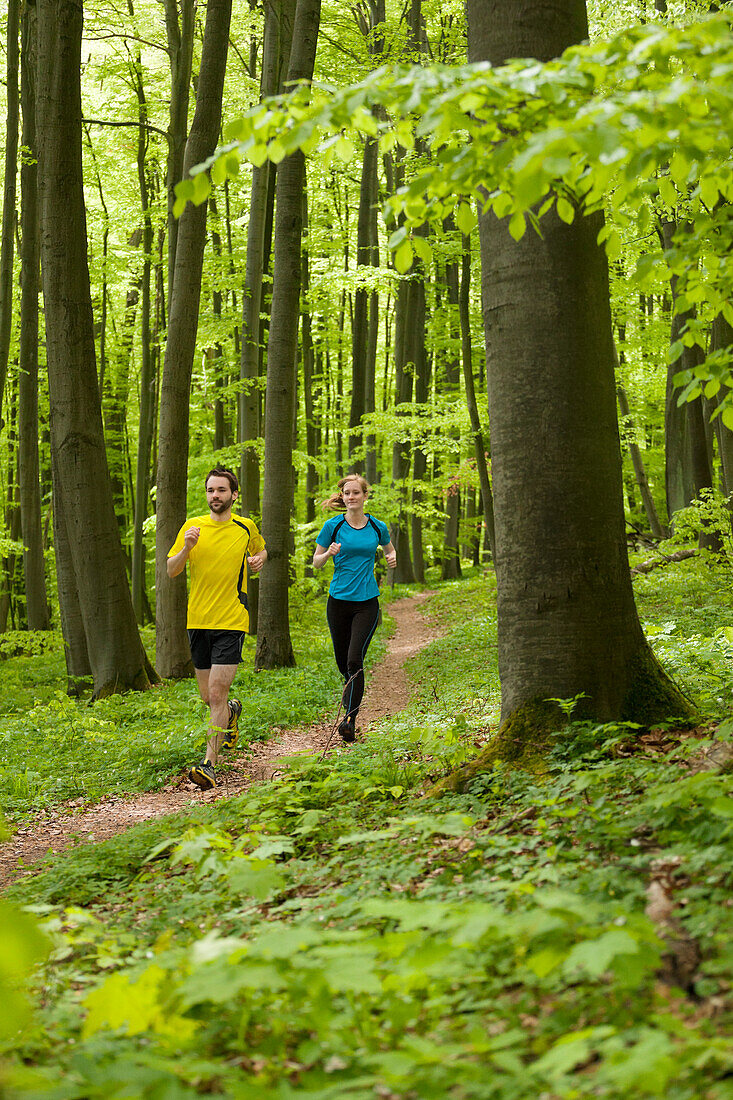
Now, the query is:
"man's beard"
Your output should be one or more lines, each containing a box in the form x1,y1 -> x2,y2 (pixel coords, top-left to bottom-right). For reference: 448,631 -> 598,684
209,498 -> 231,513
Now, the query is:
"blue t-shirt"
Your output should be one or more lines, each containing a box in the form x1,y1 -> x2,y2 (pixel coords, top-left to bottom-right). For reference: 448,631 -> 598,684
316,514 -> 390,601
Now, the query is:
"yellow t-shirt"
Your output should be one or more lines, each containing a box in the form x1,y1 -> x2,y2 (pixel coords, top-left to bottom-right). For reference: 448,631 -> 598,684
168,514 -> 265,631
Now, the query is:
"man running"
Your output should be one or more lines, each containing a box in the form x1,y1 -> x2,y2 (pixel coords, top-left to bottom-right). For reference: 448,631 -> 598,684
167,465 -> 267,790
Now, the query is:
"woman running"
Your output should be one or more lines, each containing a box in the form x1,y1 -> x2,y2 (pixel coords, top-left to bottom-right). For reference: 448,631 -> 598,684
313,475 -> 397,741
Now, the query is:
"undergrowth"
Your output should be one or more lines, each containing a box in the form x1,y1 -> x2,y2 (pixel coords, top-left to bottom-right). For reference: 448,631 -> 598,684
1,561 -> 732,1098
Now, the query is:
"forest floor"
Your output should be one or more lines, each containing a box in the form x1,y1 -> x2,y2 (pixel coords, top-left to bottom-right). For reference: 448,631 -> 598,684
0,591 -> 440,888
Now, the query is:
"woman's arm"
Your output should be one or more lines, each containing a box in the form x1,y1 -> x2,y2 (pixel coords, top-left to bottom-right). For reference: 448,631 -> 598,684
313,542 -> 341,569
382,541 -> 397,569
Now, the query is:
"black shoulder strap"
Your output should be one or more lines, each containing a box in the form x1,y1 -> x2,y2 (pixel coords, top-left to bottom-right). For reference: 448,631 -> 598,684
366,515 -> 382,540
331,516 -> 346,541
231,515 -> 252,549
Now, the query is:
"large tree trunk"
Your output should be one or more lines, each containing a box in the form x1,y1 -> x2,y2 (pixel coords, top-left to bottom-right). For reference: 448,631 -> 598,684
0,0 -> 20,419
446,0 -> 691,781
256,0 -> 321,669
155,0 -> 232,678
37,0 -> 155,697
18,0 -> 50,630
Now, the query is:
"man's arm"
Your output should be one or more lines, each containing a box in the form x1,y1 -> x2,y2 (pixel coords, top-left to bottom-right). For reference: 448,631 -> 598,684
247,548 -> 268,573
167,526 -> 200,577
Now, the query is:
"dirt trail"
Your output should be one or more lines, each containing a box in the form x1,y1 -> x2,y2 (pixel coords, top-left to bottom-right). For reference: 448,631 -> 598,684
0,592 -> 440,889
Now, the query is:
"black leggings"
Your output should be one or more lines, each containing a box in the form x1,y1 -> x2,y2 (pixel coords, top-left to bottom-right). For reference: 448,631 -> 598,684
326,595 -> 380,720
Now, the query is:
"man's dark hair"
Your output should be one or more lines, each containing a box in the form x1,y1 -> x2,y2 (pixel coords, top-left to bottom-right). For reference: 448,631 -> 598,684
205,465 -> 239,494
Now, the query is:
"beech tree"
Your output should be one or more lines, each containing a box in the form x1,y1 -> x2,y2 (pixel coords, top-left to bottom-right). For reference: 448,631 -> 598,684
255,0 -> 321,669
37,0 -> 156,696
155,0 -> 233,679
458,0 -> 691,770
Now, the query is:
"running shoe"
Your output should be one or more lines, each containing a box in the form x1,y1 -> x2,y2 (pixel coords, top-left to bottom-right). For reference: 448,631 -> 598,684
338,716 -> 356,743
221,699 -> 242,751
189,759 -> 216,790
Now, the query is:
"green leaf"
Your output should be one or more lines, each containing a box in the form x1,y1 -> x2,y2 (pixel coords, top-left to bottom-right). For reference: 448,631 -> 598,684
172,178 -> 195,219
0,903 -> 50,1041
508,212 -> 525,241
335,136 -> 355,163
456,202 -> 477,235
722,406 -> 733,431
556,196 -> 575,224
191,171 -> 211,207
700,175 -> 719,209
658,174 -> 677,208
412,236 -> 433,265
395,239 -> 414,273
563,930 -> 640,978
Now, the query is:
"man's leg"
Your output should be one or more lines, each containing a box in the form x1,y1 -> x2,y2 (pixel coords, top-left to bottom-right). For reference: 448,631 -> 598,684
205,663 -> 238,764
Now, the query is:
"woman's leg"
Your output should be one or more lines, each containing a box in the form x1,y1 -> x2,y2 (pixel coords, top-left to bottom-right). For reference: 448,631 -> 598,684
326,596 -> 351,681
343,597 -> 380,721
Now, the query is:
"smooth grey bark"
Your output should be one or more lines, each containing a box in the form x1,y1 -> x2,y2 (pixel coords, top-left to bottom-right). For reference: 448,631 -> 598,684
388,278 -> 416,583
302,190 -> 319,527
164,0 -> 195,300
616,382 -> 666,539
37,0 -> 155,696
459,0 -> 690,765
131,53 -> 156,623
662,220 -> 697,521
348,129 -> 378,465
710,314 -> 733,496
441,247 -> 463,581
155,0 -> 232,678
256,0 -> 321,669
52,455 -> 91,691
239,0 -> 294,516
18,0 -> 50,629
459,230 -> 496,557
0,0 -> 20,420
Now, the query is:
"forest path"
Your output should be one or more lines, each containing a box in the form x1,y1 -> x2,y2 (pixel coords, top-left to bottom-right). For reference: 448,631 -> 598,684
0,591 -> 440,890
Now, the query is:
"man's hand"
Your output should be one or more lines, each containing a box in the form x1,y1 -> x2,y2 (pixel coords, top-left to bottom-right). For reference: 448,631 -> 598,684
248,550 -> 267,573
184,526 -> 201,550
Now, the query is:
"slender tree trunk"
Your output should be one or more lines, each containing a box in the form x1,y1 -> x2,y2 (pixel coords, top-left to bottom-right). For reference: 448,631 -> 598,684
0,0 -> 20,418
256,0 -> 321,669
448,0 -> 691,780
710,314 -> 733,496
131,53 -> 156,623
389,278 -> 416,583
302,190 -> 318,527
239,0 -> 294,516
616,382 -> 666,539
37,0 -> 155,696
155,0 -> 232,678
0,385 -> 20,632
18,0 -> 50,629
441,247 -> 463,580
164,0 -> 195,301
459,230 -> 496,557
349,132 -> 378,464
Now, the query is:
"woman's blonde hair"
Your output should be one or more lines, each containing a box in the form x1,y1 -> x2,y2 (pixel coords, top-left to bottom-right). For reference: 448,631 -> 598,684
322,474 -> 369,511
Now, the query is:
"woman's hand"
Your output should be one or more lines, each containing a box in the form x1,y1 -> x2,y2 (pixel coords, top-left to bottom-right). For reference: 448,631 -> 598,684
383,542 -> 397,569
313,542 -> 341,569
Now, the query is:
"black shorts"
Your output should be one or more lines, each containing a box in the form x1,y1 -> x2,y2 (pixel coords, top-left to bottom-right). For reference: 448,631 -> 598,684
187,629 -> 245,670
